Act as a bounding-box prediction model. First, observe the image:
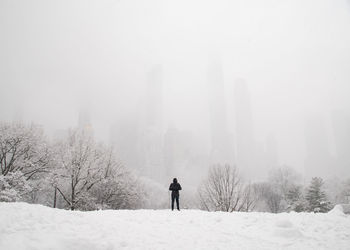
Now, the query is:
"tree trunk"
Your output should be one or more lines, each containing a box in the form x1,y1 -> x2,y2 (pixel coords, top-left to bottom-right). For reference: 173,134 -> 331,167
71,177 -> 75,210
53,188 -> 57,208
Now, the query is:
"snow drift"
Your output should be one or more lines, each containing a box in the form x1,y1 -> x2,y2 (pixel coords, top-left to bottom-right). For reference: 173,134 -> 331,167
0,202 -> 349,250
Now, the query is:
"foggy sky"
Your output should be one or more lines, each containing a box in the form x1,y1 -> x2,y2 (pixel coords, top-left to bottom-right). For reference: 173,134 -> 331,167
1,0 -> 350,177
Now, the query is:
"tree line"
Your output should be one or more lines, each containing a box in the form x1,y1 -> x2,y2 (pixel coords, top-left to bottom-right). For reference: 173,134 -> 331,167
198,164 -> 350,213
0,122 -> 145,210
1,122 -> 349,213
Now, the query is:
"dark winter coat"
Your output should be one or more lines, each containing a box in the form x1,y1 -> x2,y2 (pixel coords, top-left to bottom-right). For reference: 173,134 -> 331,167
169,178 -> 182,197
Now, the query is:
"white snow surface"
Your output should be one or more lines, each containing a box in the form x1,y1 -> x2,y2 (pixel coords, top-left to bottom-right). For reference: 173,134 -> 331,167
0,203 -> 349,250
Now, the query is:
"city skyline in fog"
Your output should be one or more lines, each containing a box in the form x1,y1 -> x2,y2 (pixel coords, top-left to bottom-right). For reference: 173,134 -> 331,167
1,0 -> 350,182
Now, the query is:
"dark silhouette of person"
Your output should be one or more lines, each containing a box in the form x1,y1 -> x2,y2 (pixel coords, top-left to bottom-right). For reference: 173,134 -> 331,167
169,178 -> 182,211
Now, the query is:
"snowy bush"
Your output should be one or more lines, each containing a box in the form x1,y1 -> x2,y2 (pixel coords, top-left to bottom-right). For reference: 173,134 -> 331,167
286,186 -> 307,212
251,167 -> 305,213
139,177 -> 168,209
324,178 -> 350,205
254,182 -> 283,213
268,167 -> 302,198
51,129 -> 108,210
0,171 -> 32,202
0,122 -> 50,202
306,177 -> 332,213
92,167 -> 145,210
0,122 -> 50,180
198,164 -> 257,212
266,167 -> 303,212
50,128 -> 144,211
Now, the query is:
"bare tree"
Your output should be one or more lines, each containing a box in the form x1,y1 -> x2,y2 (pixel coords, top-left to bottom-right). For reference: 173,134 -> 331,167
91,148 -> 145,210
53,129 -> 106,210
0,171 -> 32,201
324,177 -> 350,205
268,166 -> 302,199
341,179 -> 350,203
0,122 -> 50,201
240,182 -> 259,212
0,122 -> 50,179
254,182 -> 283,213
265,189 -> 283,213
198,164 -> 253,212
254,166 -> 303,212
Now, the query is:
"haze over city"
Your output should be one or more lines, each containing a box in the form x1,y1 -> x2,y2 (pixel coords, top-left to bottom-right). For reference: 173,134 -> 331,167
1,0 -> 350,186
1,1 -> 350,249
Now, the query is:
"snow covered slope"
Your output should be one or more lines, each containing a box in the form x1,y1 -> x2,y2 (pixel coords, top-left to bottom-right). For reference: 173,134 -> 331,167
0,203 -> 349,250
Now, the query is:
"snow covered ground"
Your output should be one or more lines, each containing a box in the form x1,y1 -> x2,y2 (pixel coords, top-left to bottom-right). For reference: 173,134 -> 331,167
0,203 -> 349,250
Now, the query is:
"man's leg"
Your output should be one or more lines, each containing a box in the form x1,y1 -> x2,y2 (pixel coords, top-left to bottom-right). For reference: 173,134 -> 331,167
171,195 -> 175,210
176,195 -> 180,210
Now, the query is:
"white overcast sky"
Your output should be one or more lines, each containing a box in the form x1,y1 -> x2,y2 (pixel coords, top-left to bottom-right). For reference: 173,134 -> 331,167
1,0 -> 350,172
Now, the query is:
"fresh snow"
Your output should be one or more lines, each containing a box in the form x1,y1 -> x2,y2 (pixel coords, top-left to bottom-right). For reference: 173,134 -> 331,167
0,203 -> 349,250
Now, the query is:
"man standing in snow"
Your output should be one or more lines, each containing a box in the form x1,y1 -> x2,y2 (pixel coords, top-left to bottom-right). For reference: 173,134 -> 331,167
169,178 -> 182,211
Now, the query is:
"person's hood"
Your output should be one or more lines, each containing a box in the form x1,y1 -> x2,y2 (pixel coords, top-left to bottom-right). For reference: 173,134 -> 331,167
173,178 -> 177,183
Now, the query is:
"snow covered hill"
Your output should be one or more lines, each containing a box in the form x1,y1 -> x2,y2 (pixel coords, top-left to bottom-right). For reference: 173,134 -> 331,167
0,203 -> 349,250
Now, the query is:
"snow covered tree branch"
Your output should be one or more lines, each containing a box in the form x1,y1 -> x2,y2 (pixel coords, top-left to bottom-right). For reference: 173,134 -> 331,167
198,165 -> 255,212
0,122 -> 51,202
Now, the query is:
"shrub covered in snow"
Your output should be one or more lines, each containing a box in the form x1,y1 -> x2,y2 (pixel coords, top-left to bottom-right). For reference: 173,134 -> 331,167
198,164 -> 258,212
0,123 -> 145,211
306,177 -> 332,213
0,171 -> 32,202
0,123 -> 50,202
51,128 -> 145,211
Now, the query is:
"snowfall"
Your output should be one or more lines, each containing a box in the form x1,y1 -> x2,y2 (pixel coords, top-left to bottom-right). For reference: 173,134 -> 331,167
0,203 -> 350,250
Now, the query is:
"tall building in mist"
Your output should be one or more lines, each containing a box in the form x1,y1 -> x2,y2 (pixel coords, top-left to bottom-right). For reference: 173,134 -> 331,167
304,114 -> 333,179
12,105 -> 24,123
78,107 -> 93,134
140,65 -> 164,183
144,65 -> 163,130
264,134 -> 279,169
110,117 -> 141,171
208,59 -> 234,165
163,128 -> 191,179
110,66 -> 164,183
163,127 -> 211,186
331,109 -> 350,176
163,128 -> 177,178
234,79 -> 257,178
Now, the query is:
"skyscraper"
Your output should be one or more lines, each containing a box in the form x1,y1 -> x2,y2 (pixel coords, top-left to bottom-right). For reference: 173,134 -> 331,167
264,133 -> 279,169
163,127 -> 211,187
109,65 -> 164,182
144,65 -> 163,130
304,114 -> 333,179
208,58 -> 234,165
331,109 -> 350,176
234,79 -> 257,179
140,65 -> 164,182
78,106 -> 93,134
110,116 -> 141,172
163,128 -> 191,180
